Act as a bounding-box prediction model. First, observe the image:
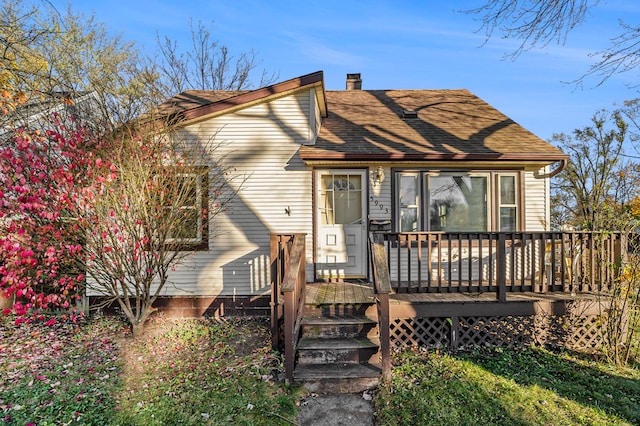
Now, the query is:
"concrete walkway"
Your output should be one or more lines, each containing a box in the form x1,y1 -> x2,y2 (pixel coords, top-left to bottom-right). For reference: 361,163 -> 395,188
296,393 -> 374,426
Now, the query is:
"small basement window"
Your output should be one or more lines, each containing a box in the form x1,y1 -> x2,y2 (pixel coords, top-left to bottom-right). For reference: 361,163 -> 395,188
401,109 -> 418,119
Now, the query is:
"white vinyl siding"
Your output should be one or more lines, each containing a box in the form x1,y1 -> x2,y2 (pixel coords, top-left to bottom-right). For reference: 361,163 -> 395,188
368,166 -> 392,223
524,168 -> 549,231
156,90 -> 317,297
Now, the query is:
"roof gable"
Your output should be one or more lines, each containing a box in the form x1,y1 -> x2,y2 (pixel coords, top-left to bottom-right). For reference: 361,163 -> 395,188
156,71 -> 326,125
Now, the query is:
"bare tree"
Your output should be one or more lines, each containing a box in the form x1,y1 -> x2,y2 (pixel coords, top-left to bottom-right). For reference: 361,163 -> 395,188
550,109 -> 635,229
585,20 -> 640,87
155,20 -> 277,99
83,121 -> 240,336
468,0 -> 593,58
466,0 -> 640,86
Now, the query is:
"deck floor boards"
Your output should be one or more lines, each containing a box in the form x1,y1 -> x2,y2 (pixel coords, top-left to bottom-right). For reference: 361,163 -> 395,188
306,282 -> 374,305
305,282 -> 600,306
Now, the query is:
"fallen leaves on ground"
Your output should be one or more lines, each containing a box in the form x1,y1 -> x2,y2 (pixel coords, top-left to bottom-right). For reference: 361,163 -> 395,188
0,314 -> 298,425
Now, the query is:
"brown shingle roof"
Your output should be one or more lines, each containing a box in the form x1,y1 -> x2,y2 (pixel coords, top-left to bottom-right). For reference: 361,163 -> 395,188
154,72 -> 565,163
153,71 -> 326,123
300,89 -> 566,162
156,90 -> 248,116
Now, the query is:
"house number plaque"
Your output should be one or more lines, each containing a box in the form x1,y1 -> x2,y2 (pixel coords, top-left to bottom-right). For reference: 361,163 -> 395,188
370,196 -> 389,214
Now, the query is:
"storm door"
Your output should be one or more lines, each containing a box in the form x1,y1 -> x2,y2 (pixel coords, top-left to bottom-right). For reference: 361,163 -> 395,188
315,170 -> 367,278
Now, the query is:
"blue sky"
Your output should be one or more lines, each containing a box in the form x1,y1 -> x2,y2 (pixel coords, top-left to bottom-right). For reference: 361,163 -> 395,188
44,0 -> 640,142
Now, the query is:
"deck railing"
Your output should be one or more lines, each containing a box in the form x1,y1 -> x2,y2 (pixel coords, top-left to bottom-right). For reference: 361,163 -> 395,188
270,231 -> 625,383
383,231 -> 626,297
269,233 -> 306,382
368,232 -> 392,381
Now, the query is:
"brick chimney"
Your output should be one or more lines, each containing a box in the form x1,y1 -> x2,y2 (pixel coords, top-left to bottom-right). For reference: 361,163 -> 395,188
346,73 -> 362,90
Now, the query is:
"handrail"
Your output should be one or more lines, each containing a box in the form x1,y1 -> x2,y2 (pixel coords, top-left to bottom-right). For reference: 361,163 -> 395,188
382,231 -> 625,297
279,234 -> 306,384
369,232 -> 392,382
370,232 -> 392,295
281,235 -> 305,292
270,234 -> 295,350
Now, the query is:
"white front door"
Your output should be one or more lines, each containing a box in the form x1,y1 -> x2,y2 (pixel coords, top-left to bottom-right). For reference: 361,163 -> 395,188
315,170 -> 367,279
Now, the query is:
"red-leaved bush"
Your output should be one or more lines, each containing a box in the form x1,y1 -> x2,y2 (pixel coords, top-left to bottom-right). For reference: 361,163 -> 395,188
0,115 -> 112,322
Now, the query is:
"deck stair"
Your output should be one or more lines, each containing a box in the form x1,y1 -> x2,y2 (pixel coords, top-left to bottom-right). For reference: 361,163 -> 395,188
293,283 -> 382,393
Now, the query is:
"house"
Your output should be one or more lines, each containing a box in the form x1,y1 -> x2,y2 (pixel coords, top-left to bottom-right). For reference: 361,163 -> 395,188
149,71 -> 622,391
0,91 -> 102,137
152,71 -> 566,303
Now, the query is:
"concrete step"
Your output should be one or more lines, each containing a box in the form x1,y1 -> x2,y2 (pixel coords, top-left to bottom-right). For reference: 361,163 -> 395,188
294,362 -> 382,394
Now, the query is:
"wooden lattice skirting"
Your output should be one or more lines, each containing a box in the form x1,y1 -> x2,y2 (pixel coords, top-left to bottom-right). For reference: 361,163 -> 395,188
390,313 -> 612,351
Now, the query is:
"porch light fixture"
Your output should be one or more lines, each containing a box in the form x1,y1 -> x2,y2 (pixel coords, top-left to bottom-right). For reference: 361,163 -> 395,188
372,165 -> 385,186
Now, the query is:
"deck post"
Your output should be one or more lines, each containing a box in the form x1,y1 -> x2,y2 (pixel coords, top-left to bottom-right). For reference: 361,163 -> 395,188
280,234 -> 306,384
613,232 -> 627,291
614,232 -> 626,268
269,234 -> 281,350
370,232 -> 392,383
497,233 -> 507,302
283,289 -> 295,383
378,292 -> 392,382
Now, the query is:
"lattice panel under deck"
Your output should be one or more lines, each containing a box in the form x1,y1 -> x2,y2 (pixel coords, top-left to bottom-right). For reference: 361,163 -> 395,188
534,314 -> 605,350
457,316 -> 535,348
389,314 -> 609,352
390,317 -> 450,349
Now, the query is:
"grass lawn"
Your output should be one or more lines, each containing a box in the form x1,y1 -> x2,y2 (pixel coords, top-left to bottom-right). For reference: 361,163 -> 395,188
0,315 -> 300,425
2,315 -> 640,425
375,347 -> 640,426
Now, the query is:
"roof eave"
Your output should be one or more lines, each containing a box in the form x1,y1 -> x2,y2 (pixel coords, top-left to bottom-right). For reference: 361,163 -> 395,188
299,152 -> 568,163
176,70 -> 327,124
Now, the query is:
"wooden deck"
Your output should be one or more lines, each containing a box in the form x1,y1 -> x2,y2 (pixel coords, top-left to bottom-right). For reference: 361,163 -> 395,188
306,282 -> 375,305
306,281 -> 598,304
305,281 -> 604,318
271,233 -> 618,386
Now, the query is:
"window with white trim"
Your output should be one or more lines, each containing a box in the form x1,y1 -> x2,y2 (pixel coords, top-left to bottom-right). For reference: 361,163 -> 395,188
394,171 -> 519,232
498,174 -> 518,231
165,170 -> 208,250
